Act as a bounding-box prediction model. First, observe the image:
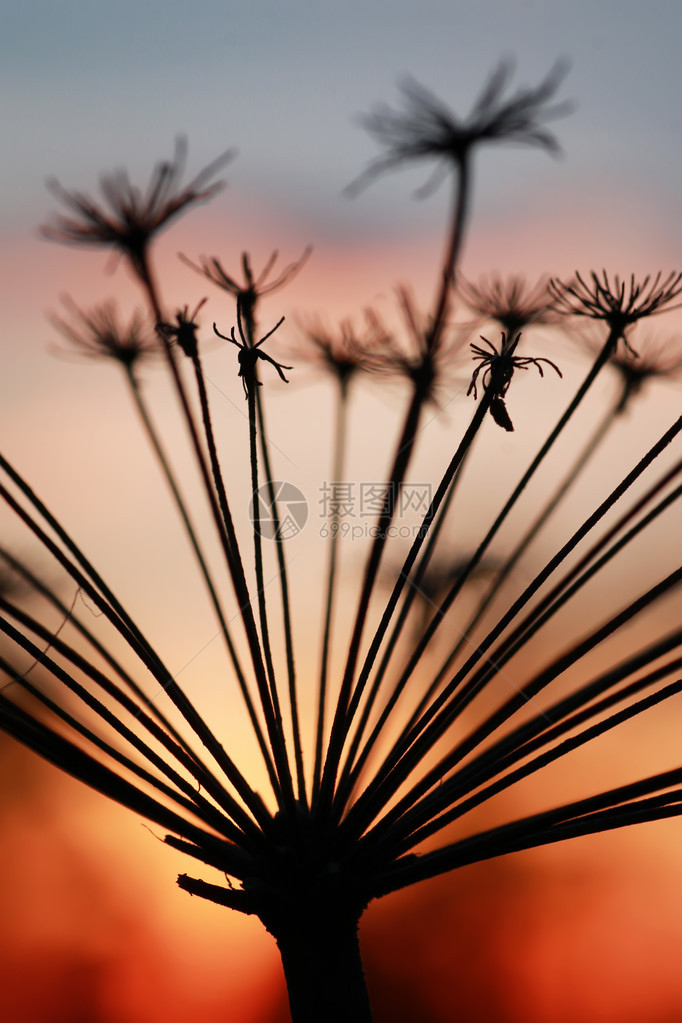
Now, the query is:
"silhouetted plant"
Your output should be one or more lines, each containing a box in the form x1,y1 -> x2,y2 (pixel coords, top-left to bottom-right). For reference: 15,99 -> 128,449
2,63 -> 682,1023
458,273 -> 558,334
466,330 -> 562,431
50,296 -> 161,368
295,316 -> 375,393
583,327 -> 682,413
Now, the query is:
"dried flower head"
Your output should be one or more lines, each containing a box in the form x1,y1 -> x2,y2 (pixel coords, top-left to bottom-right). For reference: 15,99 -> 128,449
379,551 -> 502,647
362,287 -> 465,404
412,554 -> 501,601
400,552 -> 501,612
157,299 -> 208,360
181,248 -> 311,326
549,271 -> 682,346
459,274 -> 558,334
50,297 -> 159,370
348,60 -> 571,196
467,331 -> 562,431
295,317 -> 375,393
42,138 -> 234,280
214,312 -> 290,399
0,550 -> 31,602
581,329 -> 682,412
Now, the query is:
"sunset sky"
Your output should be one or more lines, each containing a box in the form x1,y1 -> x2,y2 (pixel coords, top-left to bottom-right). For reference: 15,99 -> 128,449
2,3 -> 682,1022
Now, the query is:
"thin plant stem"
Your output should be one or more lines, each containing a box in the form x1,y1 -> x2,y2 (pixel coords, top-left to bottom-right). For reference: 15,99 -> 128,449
349,325 -> 624,782
477,472 -> 682,683
316,386 -> 425,812
340,415 -> 682,842
0,547 -> 197,746
372,449 -> 470,662
401,454 -> 682,756
387,419 -> 682,815
428,155 -> 470,341
360,563 -> 682,865
381,566 -> 682,857
0,683 -> 254,879
318,157 -> 472,814
190,346 -> 295,811
372,764 -> 682,897
138,257 -> 268,681
0,606 -> 258,849
245,371 -> 296,810
0,459 -> 269,835
255,387 -> 306,803
235,285 -> 300,772
333,393 -> 492,813
0,597 -> 262,848
134,258 -> 285,806
398,648 -> 682,856
335,442 -> 473,783
431,376 -> 628,692
124,365 -> 278,788
312,381 -> 350,803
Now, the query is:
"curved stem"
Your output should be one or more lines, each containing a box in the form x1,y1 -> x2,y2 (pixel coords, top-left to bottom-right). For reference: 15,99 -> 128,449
426,155 -> 470,349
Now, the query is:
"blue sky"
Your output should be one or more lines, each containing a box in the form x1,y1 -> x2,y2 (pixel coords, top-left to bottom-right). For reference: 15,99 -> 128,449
2,0 -> 682,240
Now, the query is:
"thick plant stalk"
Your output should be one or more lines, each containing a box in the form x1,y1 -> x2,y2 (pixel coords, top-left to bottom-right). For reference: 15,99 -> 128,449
266,904 -> 373,1023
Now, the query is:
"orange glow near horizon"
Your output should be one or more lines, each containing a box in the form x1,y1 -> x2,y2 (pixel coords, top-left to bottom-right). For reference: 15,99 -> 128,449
4,739 -> 682,1022
2,167 -> 682,1023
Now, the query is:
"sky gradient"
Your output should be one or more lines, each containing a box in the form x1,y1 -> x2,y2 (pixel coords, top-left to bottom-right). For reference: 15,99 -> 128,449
2,3 -> 682,1021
